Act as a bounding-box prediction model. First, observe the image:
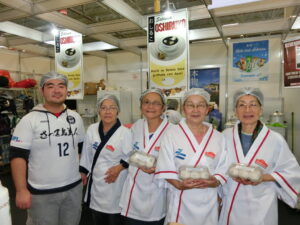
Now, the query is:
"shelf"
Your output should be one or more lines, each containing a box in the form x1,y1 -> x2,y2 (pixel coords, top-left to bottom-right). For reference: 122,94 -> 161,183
0,87 -> 37,91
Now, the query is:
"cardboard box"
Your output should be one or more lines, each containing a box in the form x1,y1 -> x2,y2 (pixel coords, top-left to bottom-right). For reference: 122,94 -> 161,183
84,82 -> 99,95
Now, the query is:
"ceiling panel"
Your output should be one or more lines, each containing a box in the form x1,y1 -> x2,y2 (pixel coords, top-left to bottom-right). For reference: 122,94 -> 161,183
109,29 -> 146,39
67,2 -> 125,24
0,0 -> 298,57
218,8 -> 284,26
123,0 -> 206,15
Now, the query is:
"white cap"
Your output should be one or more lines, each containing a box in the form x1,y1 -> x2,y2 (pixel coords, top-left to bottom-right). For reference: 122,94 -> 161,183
183,88 -> 210,104
40,71 -> 68,88
140,88 -> 166,105
97,94 -> 120,112
233,87 -> 264,107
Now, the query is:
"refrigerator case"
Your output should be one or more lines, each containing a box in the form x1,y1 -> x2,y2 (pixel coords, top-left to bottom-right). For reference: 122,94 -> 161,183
97,90 -> 132,124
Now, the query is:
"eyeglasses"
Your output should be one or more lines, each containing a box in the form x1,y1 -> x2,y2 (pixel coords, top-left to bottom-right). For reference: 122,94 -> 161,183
237,103 -> 260,110
142,100 -> 163,107
100,106 -> 118,112
184,103 -> 207,110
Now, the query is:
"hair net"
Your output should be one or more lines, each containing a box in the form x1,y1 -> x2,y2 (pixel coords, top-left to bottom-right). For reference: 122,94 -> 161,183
140,88 -> 166,105
233,87 -> 264,107
40,71 -> 68,88
183,88 -> 210,104
167,99 -> 179,110
97,94 -> 120,112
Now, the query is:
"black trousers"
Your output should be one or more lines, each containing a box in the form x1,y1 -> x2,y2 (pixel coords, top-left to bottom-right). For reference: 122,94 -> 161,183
90,208 -> 123,225
122,216 -> 165,225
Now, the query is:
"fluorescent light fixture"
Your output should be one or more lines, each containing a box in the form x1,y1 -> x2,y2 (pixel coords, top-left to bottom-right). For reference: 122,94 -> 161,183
83,41 -> 117,51
208,0 -> 262,9
44,40 -> 117,51
44,40 -> 55,45
292,16 -> 300,30
222,23 -> 239,27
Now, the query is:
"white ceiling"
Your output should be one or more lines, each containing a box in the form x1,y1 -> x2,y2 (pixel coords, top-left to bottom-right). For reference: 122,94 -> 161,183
0,0 -> 299,58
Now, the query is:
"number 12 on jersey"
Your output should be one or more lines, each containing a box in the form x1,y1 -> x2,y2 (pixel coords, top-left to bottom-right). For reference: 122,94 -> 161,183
58,142 -> 69,157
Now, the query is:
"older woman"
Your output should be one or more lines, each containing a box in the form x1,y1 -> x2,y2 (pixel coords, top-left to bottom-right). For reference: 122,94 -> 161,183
79,94 -> 132,225
155,88 -> 226,225
218,87 -> 300,225
120,88 -> 170,225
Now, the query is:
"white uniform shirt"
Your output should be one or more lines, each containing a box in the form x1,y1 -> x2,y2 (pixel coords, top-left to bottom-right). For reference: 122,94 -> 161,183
218,122 -> 300,225
80,122 -> 132,213
10,104 -> 85,191
120,118 -> 170,221
155,119 -> 226,225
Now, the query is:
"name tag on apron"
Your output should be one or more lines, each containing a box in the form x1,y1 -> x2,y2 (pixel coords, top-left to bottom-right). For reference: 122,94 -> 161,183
106,145 -> 115,152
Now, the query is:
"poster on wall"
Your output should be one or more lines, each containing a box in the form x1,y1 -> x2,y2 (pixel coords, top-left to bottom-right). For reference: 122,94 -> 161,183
283,38 -> 300,87
190,68 -> 220,105
148,9 -> 189,97
55,29 -> 84,99
232,40 -> 269,82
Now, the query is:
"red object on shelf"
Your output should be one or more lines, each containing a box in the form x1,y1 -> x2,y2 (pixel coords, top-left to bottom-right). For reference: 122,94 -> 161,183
0,70 -> 16,87
58,9 -> 68,15
14,79 -> 37,88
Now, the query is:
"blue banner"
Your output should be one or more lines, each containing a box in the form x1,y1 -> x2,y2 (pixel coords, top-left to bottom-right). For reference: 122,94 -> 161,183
189,68 -> 220,104
232,40 -> 269,82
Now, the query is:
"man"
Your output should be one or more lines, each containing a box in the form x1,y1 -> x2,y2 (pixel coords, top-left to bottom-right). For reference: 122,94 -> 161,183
10,71 -> 85,225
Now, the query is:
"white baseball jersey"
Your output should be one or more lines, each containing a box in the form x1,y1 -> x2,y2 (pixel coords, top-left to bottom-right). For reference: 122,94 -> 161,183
155,119 -> 226,225
120,118 -> 170,221
218,122 -> 300,225
10,104 -> 85,192
80,122 -> 132,213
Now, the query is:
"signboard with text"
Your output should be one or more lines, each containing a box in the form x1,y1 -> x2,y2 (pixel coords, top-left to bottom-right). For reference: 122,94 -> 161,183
283,38 -> 300,87
148,9 -> 189,97
55,29 -> 84,99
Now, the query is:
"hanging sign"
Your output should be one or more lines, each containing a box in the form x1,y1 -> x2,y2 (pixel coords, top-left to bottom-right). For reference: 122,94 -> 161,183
232,40 -> 269,82
283,38 -> 300,87
148,9 -> 189,97
55,29 -> 84,99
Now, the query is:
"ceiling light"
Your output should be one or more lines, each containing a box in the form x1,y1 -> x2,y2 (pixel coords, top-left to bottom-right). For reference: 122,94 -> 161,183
222,23 -> 239,27
164,10 -> 172,17
292,16 -> 300,30
44,40 -> 55,45
163,0 -> 175,17
51,28 -> 59,36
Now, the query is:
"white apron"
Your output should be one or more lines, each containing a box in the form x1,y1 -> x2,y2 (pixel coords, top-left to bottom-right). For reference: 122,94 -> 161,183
80,122 -> 132,213
219,122 -> 300,225
120,118 -> 169,221
155,119 -> 226,225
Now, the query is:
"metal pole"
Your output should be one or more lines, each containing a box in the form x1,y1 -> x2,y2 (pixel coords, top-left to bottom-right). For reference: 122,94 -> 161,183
154,0 -> 160,13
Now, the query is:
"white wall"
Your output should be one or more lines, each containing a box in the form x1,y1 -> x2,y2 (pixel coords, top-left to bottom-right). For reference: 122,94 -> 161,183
189,41 -> 227,121
107,51 -> 147,121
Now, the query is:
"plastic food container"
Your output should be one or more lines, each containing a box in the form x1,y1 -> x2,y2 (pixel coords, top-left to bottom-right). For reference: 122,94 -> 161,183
128,151 -> 156,169
179,166 -> 210,180
227,163 -> 263,182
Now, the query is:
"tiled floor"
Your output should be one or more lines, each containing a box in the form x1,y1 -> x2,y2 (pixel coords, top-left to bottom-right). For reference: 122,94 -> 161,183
1,165 -> 299,225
